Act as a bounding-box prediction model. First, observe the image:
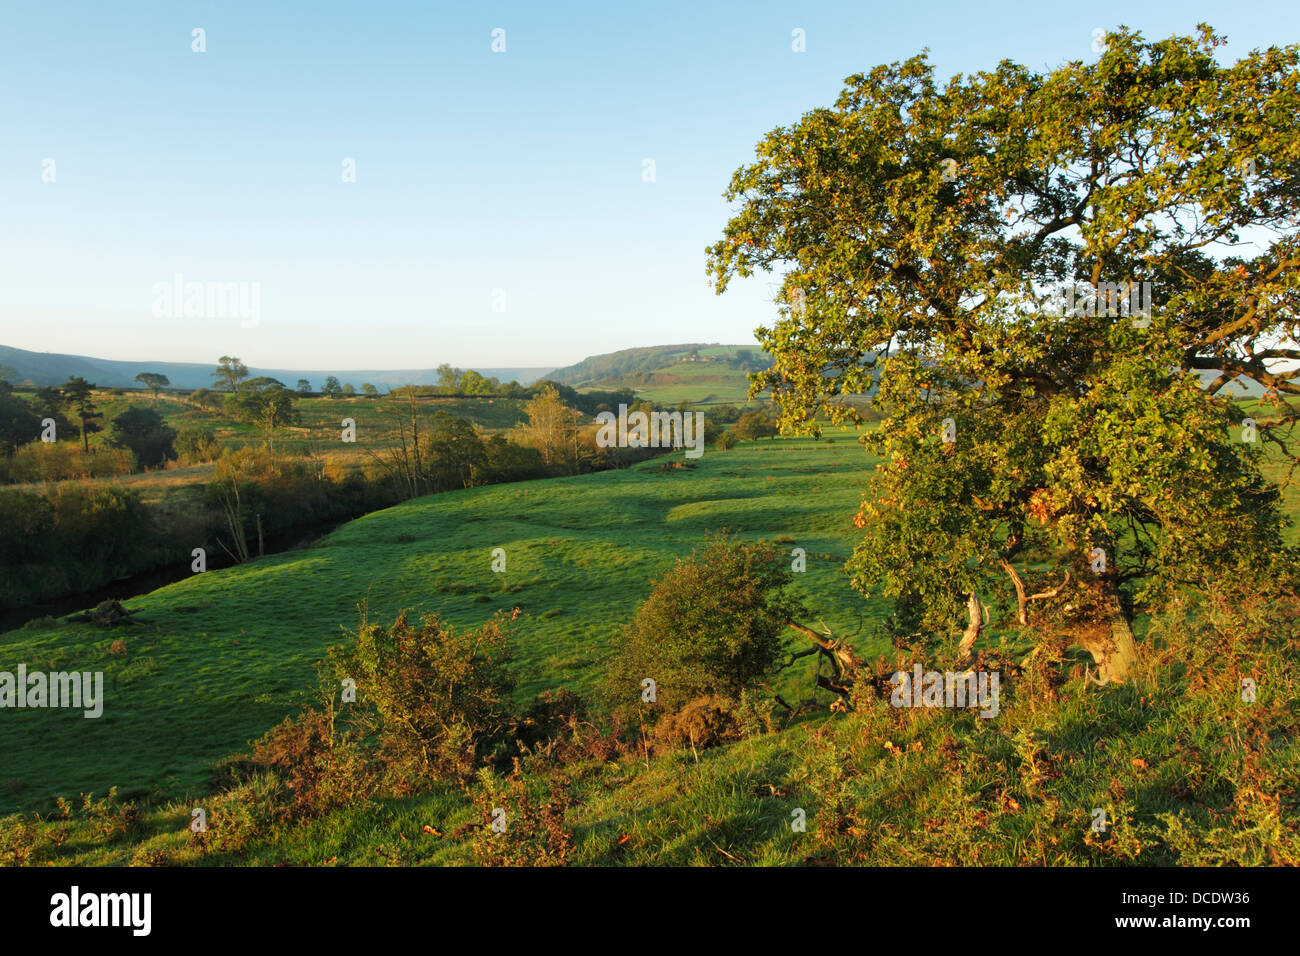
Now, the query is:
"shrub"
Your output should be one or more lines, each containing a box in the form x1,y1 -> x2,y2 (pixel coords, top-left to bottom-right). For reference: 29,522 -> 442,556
509,689 -> 620,763
471,762 -> 575,867
605,533 -> 803,724
46,484 -> 151,575
241,708 -> 373,823
329,610 -> 518,783
175,425 -> 221,464
1,442 -> 134,482
0,483 -> 150,607
651,694 -> 740,751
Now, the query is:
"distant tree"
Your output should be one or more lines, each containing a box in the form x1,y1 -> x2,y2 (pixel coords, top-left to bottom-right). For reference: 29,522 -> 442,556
32,386 -> 64,415
61,377 -> 103,452
341,383 -> 357,397
296,379 -> 312,395
733,409 -> 778,441
435,363 -> 460,393
23,386 -> 74,442
189,387 -> 224,412
361,383 -> 380,398
459,369 -> 493,395
369,388 -> 427,499
422,411 -> 487,489
212,356 -> 249,393
480,433 -> 544,482
321,376 -> 343,398
0,381 -> 41,454
226,377 -> 298,433
520,385 -> 581,471
133,372 -> 170,405
109,406 -> 176,468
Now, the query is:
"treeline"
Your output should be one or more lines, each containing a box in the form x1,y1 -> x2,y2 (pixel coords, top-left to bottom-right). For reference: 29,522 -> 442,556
0,376 -> 186,483
0,450 -> 398,610
0,391 -> 673,610
366,386 -> 669,500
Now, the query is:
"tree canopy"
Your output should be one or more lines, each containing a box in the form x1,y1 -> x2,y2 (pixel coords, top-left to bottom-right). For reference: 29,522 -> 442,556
60,377 -> 102,453
212,356 -> 249,392
226,377 -> 299,433
707,25 -> 1300,676
134,372 -> 170,404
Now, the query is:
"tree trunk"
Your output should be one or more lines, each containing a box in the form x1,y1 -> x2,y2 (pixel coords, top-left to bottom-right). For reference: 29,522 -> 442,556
957,590 -> 984,660
1001,560 -> 1028,626
1077,578 -> 1139,684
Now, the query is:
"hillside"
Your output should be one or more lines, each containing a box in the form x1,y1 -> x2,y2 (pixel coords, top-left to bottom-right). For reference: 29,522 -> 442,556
0,345 -> 554,391
1,427 -> 1296,867
0,433 -> 877,814
545,344 -> 772,403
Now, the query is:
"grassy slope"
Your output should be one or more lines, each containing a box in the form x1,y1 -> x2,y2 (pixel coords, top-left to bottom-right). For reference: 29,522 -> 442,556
0,432 -> 881,815
6,410 -> 1298,865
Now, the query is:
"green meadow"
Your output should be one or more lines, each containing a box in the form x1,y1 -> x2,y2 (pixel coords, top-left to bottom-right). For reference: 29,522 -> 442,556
0,431 -> 881,815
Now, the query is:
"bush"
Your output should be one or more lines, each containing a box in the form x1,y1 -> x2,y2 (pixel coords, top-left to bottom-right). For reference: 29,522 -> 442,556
329,610 -> 518,783
651,694 -> 740,750
175,425 -> 220,464
605,533 -> 803,725
238,708 -> 373,824
0,483 -> 150,607
0,442 -> 134,483
471,762 -> 575,867
188,388 -> 224,412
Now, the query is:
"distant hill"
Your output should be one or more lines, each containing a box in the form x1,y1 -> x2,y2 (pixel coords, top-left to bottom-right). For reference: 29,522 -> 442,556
547,343 -> 771,387
0,345 -> 554,391
3,341 -> 1260,401
538,343 -> 776,403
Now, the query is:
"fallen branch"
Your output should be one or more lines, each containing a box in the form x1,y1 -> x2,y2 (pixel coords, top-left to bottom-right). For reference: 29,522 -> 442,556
786,620 -> 861,700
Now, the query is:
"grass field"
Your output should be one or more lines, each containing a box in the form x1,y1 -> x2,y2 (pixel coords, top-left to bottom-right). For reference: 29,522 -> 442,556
34,391 -> 533,456
0,431 -> 881,815
626,361 -> 762,405
4,411 -> 1297,867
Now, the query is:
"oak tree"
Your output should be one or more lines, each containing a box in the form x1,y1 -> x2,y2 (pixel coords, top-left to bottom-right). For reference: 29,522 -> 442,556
708,25 -> 1300,680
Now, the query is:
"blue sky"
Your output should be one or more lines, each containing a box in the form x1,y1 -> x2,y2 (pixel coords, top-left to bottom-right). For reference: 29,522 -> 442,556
1,1 -> 1296,371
